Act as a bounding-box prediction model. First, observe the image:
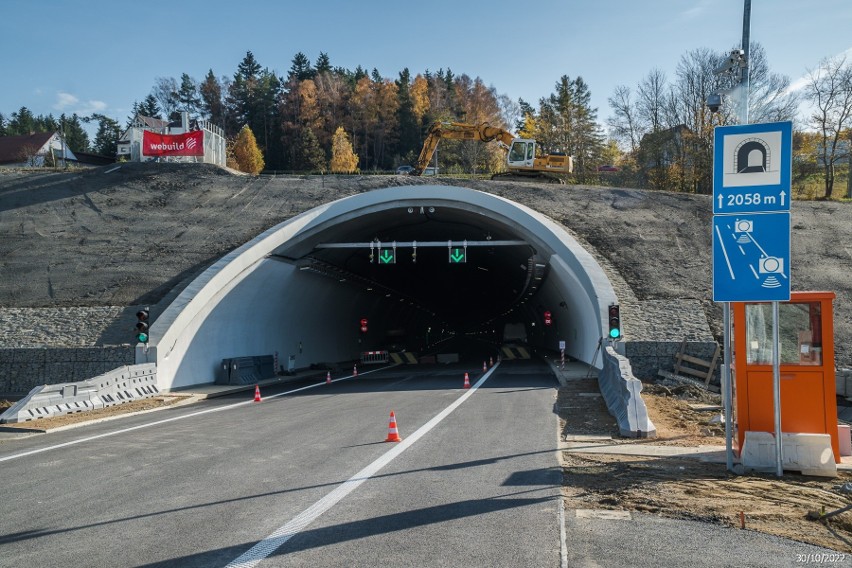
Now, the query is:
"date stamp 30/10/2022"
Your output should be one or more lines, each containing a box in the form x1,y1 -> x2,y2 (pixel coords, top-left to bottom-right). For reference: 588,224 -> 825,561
795,553 -> 847,564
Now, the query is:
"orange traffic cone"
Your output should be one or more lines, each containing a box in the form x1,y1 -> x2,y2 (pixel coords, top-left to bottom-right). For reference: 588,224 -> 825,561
463,372 -> 471,389
483,361 -> 487,372
254,385 -> 262,402
385,411 -> 402,442
326,371 -> 332,384
489,356 -> 494,367
353,364 -> 358,377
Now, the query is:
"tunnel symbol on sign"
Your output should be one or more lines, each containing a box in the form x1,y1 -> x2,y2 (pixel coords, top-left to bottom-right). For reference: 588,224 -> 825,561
734,138 -> 771,174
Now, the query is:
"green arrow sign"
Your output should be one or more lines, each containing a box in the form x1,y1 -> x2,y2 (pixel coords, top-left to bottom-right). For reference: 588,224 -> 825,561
449,247 -> 466,264
379,248 -> 396,264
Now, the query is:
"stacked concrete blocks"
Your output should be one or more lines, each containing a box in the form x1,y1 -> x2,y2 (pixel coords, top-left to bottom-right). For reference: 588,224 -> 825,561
0,363 -> 158,424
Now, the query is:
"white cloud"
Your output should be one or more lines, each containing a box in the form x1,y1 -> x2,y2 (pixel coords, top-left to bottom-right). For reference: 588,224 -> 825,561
53,91 -> 107,116
785,46 -> 852,96
680,0 -> 712,21
54,92 -> 79,110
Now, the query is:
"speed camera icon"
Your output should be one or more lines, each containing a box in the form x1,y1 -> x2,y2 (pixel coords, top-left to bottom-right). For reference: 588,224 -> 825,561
758,256 -> 784,274
734,219 -> 753,233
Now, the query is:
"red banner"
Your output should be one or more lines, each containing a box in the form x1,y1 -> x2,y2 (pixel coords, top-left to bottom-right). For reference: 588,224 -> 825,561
142,130 -> 204,156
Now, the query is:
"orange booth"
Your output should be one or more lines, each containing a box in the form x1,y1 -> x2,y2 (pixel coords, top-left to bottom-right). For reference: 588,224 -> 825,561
731,291 -> 840,462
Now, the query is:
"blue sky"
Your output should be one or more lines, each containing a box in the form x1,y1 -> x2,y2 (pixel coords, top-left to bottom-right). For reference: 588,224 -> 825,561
1,0 -> 850,133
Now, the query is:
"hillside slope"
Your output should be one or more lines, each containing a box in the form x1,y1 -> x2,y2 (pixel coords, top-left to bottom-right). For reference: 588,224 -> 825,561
0,163 -> 849,368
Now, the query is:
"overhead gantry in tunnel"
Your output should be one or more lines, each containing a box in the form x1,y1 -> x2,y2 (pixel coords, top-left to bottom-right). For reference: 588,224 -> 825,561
141,185 -> 620,392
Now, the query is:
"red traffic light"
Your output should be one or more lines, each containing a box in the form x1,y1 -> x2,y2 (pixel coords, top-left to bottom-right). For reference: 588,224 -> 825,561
360,318 -> 368,326
544,310 -> 552,326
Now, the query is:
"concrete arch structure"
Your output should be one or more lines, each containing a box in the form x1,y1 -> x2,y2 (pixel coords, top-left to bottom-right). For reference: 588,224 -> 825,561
141,185 -> 619,392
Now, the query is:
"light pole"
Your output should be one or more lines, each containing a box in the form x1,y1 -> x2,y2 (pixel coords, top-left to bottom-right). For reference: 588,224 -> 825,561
739,0 -> 751,124
711,0 -> 751,475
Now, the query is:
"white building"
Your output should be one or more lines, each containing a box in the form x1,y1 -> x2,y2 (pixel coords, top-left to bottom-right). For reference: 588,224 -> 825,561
117,112 -> 226,167
0,132 -> 77,168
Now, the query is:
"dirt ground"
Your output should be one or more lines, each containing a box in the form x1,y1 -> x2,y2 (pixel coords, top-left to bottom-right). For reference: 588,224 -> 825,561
558,379 -> 852,553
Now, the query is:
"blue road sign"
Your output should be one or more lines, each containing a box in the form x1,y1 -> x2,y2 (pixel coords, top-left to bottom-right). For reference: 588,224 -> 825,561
713,121 -> 792,215
712,212 -> 791,302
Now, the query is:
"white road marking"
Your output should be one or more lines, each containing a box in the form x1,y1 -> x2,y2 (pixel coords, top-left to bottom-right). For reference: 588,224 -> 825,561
715,224 -> 736,279
0,367 -> 387,464
225,365 -> 497,568
559,499 -> 568,568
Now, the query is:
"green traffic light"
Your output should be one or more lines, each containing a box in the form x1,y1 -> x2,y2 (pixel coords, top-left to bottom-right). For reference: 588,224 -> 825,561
609,328 -> 620,339
137,332 -> 149,343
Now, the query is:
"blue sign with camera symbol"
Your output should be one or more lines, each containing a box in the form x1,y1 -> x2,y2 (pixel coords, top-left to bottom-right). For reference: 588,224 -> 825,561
712,212 -> 790,302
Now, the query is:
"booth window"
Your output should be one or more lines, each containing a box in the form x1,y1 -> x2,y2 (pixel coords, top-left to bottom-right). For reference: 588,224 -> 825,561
745,302 -> 822,365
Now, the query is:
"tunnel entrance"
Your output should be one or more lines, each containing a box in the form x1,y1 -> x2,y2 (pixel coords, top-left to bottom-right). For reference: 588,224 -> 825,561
276,204 -> 546,338
145,185 -> 618,391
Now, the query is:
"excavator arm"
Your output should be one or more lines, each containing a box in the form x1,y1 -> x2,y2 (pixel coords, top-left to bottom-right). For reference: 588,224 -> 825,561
411,122 -> 515,175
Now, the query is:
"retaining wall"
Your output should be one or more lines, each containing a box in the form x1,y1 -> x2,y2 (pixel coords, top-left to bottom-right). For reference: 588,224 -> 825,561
0,306 -> 139,396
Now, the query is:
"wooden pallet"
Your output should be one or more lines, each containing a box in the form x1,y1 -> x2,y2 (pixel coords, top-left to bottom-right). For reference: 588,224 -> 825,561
657,369 -> 720,393
672,338 -> 721,388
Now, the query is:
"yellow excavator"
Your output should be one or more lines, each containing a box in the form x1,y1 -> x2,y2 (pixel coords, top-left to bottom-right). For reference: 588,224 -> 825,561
410,121 -> 573,183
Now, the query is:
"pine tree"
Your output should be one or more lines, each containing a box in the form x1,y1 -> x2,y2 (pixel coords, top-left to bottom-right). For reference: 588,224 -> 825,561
8,107 -> 36,135
295,127 -> 327,171
199,70 -> 224,126
395,68 -> 420,160
288,52 -> 314,82
139,94 -> 161,119
126,101 -> 141,127
516,99 -> 535,132
176,73 -> 202,118
89,114 -> 121,156
231,124 -> 265,174
62,114 -> 90,153
315,52 -> 332,74
330,126 -> 358,173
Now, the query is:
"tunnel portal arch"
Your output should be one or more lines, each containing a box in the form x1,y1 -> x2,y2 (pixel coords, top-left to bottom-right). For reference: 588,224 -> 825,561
141,185 -> 619,391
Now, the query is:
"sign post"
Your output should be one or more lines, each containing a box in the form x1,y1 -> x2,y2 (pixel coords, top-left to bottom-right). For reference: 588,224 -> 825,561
712,120 -> 792,477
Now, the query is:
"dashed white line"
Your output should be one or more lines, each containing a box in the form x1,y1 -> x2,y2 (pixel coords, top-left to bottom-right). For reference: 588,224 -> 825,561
225,365 -> 497,568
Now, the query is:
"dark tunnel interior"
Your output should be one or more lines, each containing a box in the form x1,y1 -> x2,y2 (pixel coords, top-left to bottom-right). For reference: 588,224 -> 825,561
275,205 -> 549,340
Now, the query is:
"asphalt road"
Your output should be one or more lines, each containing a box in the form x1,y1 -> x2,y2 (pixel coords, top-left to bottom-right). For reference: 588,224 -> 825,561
0,361 -> 563,567
1,360 -> 845,568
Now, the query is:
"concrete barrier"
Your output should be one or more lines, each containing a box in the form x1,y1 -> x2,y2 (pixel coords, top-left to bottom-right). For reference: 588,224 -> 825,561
741,431 -> 837,477
389,352 -> 418,365
218,356 -> 275,385
500,346 -> 531,360
360,351 -> 389,365
0,363 -> 158,424
598,344 -> 656,438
